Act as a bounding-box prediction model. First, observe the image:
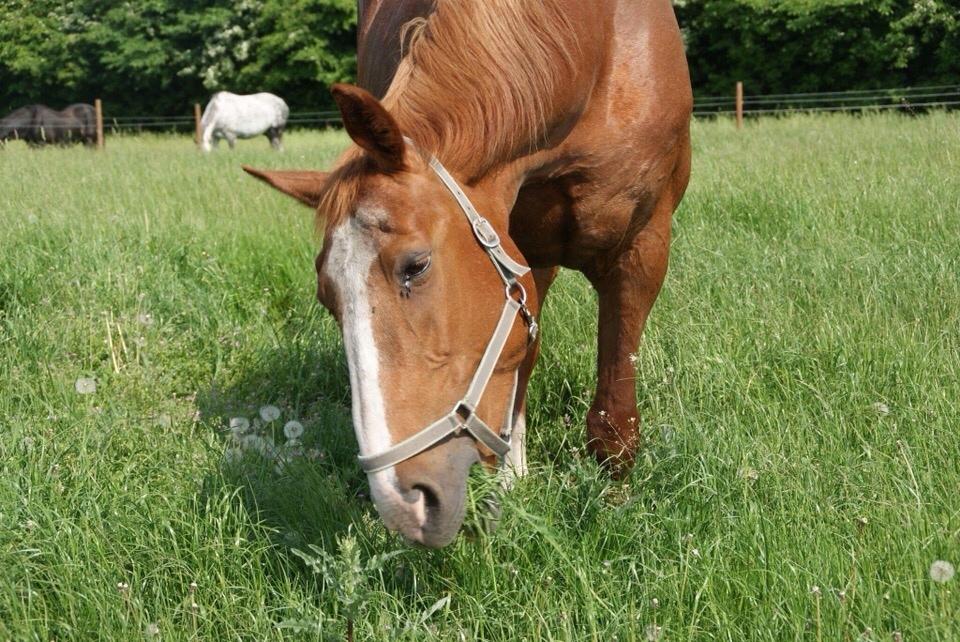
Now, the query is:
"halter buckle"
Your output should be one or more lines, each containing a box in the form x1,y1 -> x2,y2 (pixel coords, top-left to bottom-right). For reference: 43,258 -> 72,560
472,218 -> 501,248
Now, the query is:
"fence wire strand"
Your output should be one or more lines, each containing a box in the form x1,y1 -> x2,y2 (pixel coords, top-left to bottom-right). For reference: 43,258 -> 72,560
7,83 -> 958,134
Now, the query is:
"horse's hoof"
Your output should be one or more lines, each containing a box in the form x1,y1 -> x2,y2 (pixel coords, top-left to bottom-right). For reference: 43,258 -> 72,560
586,409 -> 639,478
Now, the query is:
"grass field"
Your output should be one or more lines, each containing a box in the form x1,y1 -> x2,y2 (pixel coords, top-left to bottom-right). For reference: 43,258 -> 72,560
1,113 -> 958,641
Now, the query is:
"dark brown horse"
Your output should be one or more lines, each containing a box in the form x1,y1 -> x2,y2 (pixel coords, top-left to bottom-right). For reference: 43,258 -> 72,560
0,104 -> 96,146
246,0 -> 691,547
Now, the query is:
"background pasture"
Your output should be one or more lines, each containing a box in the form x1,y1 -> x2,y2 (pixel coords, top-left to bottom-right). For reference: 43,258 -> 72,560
1,113 -> 958,640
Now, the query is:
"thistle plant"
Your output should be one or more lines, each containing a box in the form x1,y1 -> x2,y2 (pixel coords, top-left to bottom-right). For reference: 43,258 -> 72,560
292,531 -> 404,641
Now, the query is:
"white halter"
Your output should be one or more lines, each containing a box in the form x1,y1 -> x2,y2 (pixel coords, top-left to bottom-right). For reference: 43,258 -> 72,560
356,140 -> 538,473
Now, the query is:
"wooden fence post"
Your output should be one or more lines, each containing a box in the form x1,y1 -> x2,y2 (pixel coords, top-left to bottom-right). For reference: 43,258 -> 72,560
94,98 -> 104,150
194,103 -> 202,146
735,81 -> 744,130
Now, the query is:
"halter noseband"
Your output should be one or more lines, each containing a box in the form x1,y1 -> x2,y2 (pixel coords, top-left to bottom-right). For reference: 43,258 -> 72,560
356,140 -> 538,474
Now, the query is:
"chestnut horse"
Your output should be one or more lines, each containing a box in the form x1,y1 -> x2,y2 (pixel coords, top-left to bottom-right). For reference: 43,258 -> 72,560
245,0 -> 691,547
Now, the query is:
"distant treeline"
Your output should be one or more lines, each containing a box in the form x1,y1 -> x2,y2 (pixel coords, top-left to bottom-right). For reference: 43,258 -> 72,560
677,0 -> 959,97
1,0 -> 957,117
0,0 -> 356,117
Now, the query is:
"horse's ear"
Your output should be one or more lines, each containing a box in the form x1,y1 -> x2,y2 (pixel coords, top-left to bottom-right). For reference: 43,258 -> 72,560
331,83 -> 406,172
242,166 -> 328,209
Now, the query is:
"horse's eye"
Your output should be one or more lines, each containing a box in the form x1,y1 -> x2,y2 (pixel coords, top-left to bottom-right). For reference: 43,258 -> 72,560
402,254 -> 432,282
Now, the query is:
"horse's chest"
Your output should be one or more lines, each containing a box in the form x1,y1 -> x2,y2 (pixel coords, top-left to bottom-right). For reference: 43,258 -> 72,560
509,175 -> 637,270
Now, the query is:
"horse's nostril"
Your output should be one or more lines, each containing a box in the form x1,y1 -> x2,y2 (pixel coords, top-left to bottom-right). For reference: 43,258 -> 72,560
412,483 -> 440,514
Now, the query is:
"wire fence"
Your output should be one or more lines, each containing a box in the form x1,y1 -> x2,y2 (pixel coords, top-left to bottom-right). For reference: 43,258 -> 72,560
6,84 -> 959,137
693,83 -> 960,117
104,110 -> 343,133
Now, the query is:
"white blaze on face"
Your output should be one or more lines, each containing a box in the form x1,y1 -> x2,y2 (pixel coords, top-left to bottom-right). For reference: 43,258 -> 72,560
324,208 -> 426,526
325,216 -> 387,455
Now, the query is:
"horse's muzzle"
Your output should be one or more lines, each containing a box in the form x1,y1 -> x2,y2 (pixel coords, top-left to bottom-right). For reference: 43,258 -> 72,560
368,436 -> 478,547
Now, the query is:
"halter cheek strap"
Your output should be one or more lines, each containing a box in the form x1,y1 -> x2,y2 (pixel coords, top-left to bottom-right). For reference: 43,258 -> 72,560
356,140 -> 537,474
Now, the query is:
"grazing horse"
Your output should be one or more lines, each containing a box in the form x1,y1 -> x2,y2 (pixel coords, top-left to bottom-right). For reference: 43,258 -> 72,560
200,92 -> 289,152
245,0 -> 691,547
0,104 -> 96,146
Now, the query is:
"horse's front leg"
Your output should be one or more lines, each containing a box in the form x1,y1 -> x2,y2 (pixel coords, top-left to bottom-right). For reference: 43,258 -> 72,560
267,127 -> 284,151
585,199 -> 675,478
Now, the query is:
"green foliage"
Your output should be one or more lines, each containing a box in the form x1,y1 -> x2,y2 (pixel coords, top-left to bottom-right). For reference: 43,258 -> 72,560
0,0 -> 357,116
3,0 -> 959,116
676,0 -> 960,96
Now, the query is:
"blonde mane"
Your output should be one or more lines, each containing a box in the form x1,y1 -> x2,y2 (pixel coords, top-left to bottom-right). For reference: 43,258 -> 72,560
384,0 -> 579,179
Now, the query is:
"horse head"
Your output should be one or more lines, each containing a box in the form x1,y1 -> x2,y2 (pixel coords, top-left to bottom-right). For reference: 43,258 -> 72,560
245,84 -> 539,547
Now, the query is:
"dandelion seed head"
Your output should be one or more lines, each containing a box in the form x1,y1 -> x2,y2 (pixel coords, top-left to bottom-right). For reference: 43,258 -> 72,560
872,401 -> 890,416
644,624 -> 662,641
259,405 -> 281,422
739,466 -> 759,482
228,417 -> 249,435
283,420 -> 304,440
75,377 -> 97,395
144,622 -> 159,637
811,585 -> 821,596
930,559 -> 955,583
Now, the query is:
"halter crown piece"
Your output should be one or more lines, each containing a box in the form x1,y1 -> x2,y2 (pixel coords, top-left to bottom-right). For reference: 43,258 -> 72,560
356,139 -> 538,474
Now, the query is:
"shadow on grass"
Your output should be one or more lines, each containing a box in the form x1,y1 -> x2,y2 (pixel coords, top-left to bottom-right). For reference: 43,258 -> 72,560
193,337 -> 380,555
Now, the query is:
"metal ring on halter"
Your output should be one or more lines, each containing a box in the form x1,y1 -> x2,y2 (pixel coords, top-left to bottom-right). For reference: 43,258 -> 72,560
506,281 -> 528,306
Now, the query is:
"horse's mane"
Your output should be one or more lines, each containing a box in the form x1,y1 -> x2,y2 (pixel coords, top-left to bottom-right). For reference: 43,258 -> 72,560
385,0 -> 578,179
319,0 -> 579,229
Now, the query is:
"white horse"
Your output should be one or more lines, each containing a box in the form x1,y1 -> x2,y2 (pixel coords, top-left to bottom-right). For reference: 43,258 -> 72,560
200,92 -> 289,152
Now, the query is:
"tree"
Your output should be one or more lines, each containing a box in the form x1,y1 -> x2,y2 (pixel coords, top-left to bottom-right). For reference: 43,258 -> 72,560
0,0 -> 357,117
676,0 -> 960,98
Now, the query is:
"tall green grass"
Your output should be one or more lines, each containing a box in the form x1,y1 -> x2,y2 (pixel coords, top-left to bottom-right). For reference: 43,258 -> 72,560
1,114 -> 958,640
